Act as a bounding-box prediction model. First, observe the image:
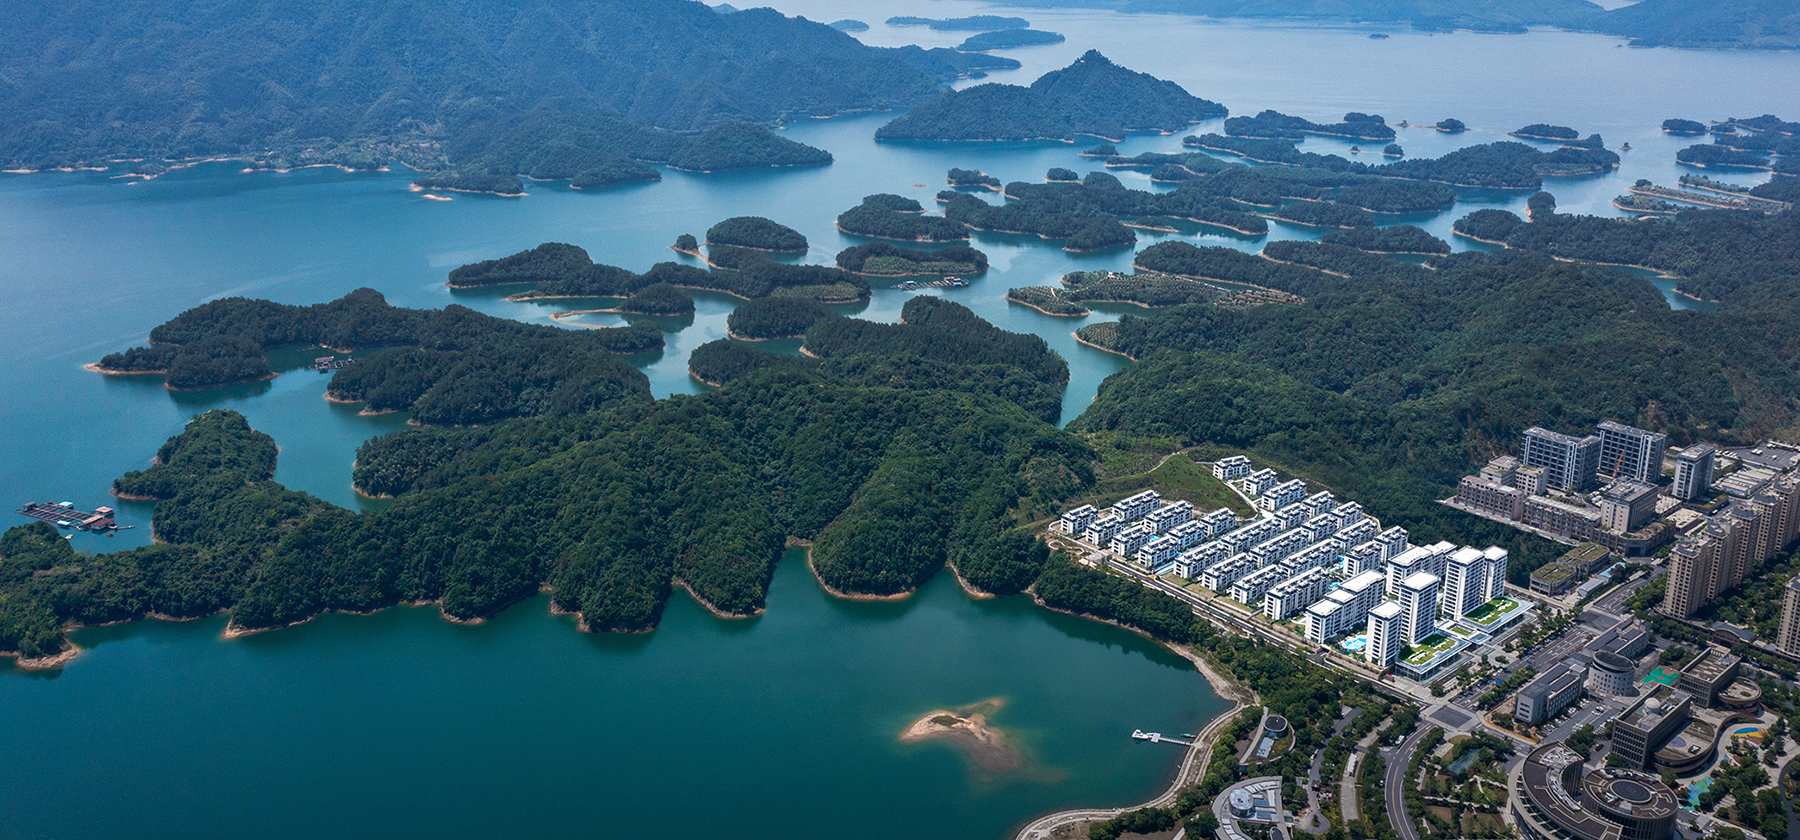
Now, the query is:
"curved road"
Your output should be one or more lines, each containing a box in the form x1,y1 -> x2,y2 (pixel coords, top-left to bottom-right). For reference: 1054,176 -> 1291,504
1015,695 -> 1245,840
1384,726 -> 1433,840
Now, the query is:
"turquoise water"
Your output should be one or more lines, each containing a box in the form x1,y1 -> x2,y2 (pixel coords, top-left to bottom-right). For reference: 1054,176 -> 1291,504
2,6 -> 1799,838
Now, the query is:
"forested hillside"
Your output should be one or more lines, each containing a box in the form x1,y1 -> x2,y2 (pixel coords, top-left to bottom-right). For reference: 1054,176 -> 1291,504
877,51 -> 1227,142
6,308 -> 1099,655
1,0 -> 946,179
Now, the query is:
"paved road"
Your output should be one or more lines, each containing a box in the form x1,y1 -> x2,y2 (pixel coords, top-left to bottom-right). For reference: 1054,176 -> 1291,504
1385,726 -> 1434,840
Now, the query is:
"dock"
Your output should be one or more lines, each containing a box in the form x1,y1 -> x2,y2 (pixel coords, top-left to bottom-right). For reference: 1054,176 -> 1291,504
892,276 -> 971,291
1132,729 -> 1194,746
311,356 -> 356,372
17,501 -> 133,533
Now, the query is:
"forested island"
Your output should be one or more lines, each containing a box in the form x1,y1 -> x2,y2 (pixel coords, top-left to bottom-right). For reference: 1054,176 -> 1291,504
2,0 -> 971,187
887,16 -> 1032,31
957,30 -> 1066,51
838,195 -> 970,241
1183,134 -> 1619,190
1664,118 -> 1708,135
724,298 -> 835,340
94,290 -> 657,423
706,217 -> 808,252
876,52 -> 1228,142
1225,110 -> 1396,141
446,240 -> 867,304
1510,124 -> 1580,141
835,243 -> 988,276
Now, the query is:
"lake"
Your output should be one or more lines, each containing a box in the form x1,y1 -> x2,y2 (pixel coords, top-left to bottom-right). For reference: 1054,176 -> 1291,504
1,4 -> 1797,838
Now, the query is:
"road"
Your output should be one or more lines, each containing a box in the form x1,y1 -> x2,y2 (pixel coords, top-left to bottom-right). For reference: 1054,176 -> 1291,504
1384,726 -> 1434,840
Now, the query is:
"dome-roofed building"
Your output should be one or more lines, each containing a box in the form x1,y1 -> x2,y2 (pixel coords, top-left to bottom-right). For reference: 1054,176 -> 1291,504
1511,742 -> 1678,840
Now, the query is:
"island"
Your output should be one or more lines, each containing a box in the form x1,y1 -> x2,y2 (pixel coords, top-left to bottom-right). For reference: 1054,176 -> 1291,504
1184,133 -> 1616,191
706,216 -> 808,252
875,52 -> 1228,143
886,15 -> 1030,31
828,19 -> 867,31
956,30 -> 1065,51
1451,208 -> 1524,243
1081,143 -> 1119,157
1509,123 -> 1581,141
617,283 -> 695,315
948,168 -> 1002,190
899,699 -> 1021,773
1662,118 -> 1707,135
1675,143 -> 1771,169
1320,224 -> 1450,254
837,195 -> 969,241
2,1 -> 950,186
1383,144 -> 1403,158
1046,167 -> 1080,183
724,297 -> 835,339
1225,110 -> 1396,141
94,289 -> 658,421
835,243 -> 988,276
1435,118 -> 1467,132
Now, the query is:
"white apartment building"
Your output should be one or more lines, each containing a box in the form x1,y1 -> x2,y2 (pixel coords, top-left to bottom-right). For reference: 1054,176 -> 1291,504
1112,489 -> 1162,522
1335,518 -> 1378,548
1230,565 -> 1289,606
1304,570 -> 1386,643
1109,522 -> 1156,556
1213,455 -> 1252,481
1055,504 -> 1098,534
1250,530 -> 1311,568
1482,547 -> 1508,600
1242,469 -> 1279,495
1199,553 -> 1256,592
1175,541 -> 1231,579
1166,520 -> 1207,549
1135,535 -> 1181,569
1259,479 -> 1308,511
1220,518 -> 1283,554
1399,572 -> 1442,644
1343,541 -> 1384,577
1284,538 -> 1344,577
1146,500 -> 1194,533
1374,527 -> 1410,561
1083,513 -> 1125,546
1366,601 -> 1405,668
1442,547 -> 1488,620
1197,507 -> 1238,538
1265,568 -> 1331,621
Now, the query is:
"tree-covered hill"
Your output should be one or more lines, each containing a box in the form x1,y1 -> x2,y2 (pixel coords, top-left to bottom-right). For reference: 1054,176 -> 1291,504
876,51 -> 1227,142
1,0 -> 946,177
1580,0 -> 1800,49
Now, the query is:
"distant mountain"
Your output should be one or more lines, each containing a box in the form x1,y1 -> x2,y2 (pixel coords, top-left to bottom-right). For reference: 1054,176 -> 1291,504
996,0 -> 1800,48
876,51 -> 1228,142
0,0 -> 951,181
1582,0 -> 1800,49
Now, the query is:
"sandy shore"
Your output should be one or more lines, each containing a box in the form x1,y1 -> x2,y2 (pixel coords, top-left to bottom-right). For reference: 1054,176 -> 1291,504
1005,292 -> 1090,318
901,698 -> 1021,772
83,362 -> 165,376
834,222 -> 969,243
6,643 -> 82,671
1071,331 -> 1136,360
674,578 -> 763,619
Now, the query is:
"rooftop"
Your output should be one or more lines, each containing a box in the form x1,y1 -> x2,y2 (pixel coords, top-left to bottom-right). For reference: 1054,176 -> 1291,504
1532,562 -> 1577,584
1680,647 -> 1739,685
1401,571 -> 1440,590
1370,600 -> 1404,619
1618,685 -> 1689,735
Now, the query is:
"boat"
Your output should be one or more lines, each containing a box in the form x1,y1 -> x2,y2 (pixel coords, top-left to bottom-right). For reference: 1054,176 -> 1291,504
1131,729 -> 1160,741
1620,143 -> 1632,151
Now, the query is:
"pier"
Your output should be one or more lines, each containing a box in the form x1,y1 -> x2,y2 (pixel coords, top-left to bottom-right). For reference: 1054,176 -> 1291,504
892,276 -> 970,291
17,501 -> 133,533
311,356 -> 357,372
1132,729 -> 1194,746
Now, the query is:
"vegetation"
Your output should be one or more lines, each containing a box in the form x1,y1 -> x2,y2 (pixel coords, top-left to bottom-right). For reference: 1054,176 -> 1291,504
706,217 -> 808,252
1188,133 -> 1601,193
1384,143 -> 1404,158
1436,118 -> 1467,132
806,297 -> 1069,388
1071,234 -> 1800,585
1,0 -> 964,180
726,298 -> 835,339
1006,286 -> 1091,316
674,234 -> 699,253
1047,167 -> 1080,182
876,51 -> 1227,142
1225,110 -> 1396,141
619,284 -> 695,315
835,243 -> 987,276
1322,225 -> 1450,254
1266,199 -> 1373,229
887,16 -> 1030,31
957,30 -> 1066,51
1663,118 -> 1708,135
941,172 -> 1266,242
1511,124 -> 1580,141
838,197 -> 969,241
1590,0 -> 1800,50
1452,209 -> 1524,242
1061,271 -> 1228,307
1676,144 -> 1770,169
948,169 -> 1002,189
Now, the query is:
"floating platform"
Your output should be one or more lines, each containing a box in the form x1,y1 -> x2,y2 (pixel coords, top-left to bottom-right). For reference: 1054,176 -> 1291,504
1132,729 -> 1193,746
892,276 -> 971,291
17,501 -> 133,533
311,356 -> 357,372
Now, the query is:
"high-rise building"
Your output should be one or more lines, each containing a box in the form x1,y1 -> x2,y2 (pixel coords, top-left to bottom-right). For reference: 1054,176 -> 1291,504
1777,576 -> 1800,657
1366,601 -> 1404,668
1521,427 -> 1602,492
1597,421 -> 1668,484
1482,546 -> 1509,600
1398,572 -> 1441,644
1442,548 -> 1487,620
1599,479 -> 1660,534
1663,475 -> 1800,618
1673,444 -> 1716,501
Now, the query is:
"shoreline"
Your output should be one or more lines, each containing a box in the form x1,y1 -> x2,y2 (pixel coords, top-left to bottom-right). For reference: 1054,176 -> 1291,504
1071,331 -> 1136,360
688,368 -> 726,388
1004,292 -> 1090,318
673,578 -> 763,620
805,549 -> 915,603
834,221 -> 970,243
83,362 -> 165,376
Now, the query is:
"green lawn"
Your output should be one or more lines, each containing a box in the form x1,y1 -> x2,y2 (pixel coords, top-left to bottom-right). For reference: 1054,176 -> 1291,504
1145,453 -> 1259,518
1403,634 -> 1459,665
1466,597 -> 1520,626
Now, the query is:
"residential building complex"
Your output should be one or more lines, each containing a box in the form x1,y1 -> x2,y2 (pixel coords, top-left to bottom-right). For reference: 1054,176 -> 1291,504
1303,570 -> 1386,644
1662,473 -> 1800,617
1264,567 -> 1330,621
1365,601 -> 1404,668
1213,456 -> 1251,481
1111,490 -> 1162,523
1398,572 -> 1440,644
1596,421 -> 1667,484
1258,479 -> 1307,511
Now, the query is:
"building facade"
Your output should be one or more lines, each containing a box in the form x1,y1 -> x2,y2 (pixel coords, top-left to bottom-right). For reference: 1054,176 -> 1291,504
1213,455 -> 1251,481
1778,575 -> 1800,657
1365,601 -> 1404,668
1597,421 -> 1668,484
1522,427 -> 1602,492
1598,480 -> 1659,535
1673,444 -> 1716,501
1398,572 -> 1441,644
